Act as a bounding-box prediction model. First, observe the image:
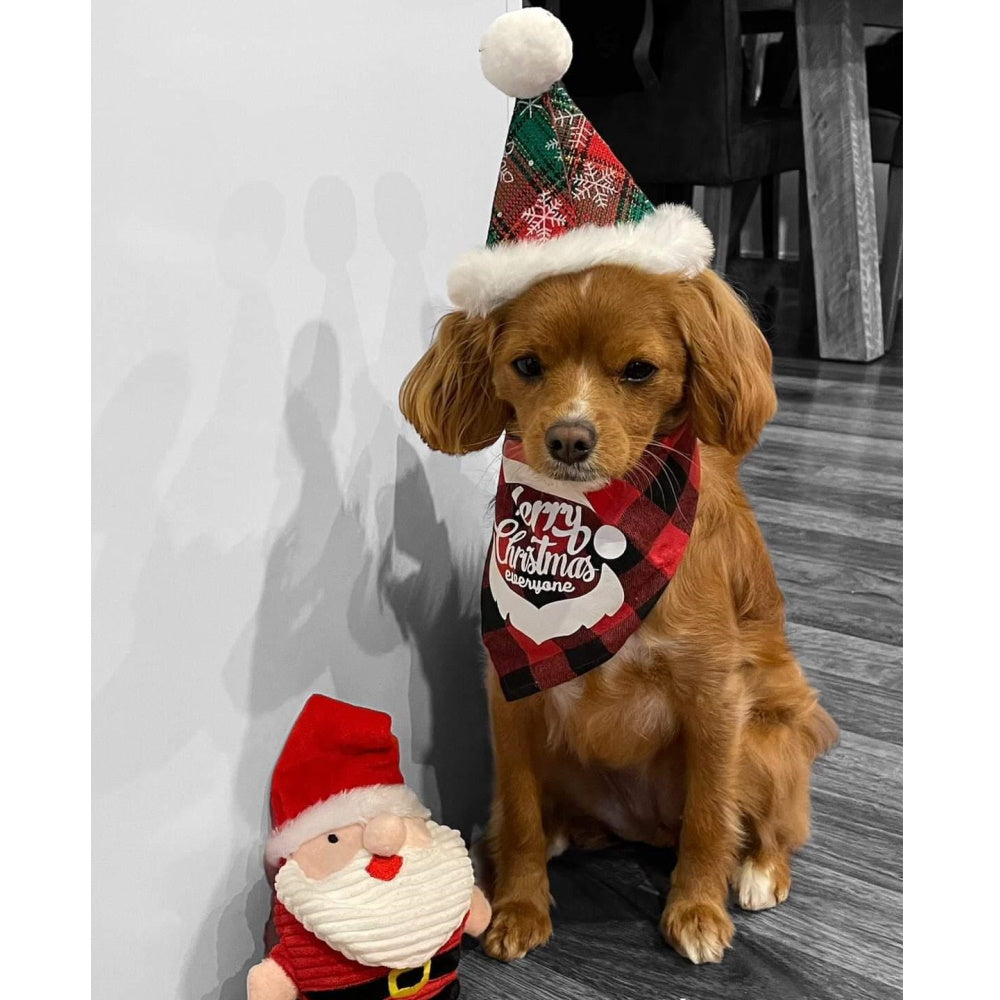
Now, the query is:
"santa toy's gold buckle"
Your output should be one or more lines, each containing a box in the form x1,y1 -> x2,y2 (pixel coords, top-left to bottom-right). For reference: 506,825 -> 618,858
388,960 -> 432,998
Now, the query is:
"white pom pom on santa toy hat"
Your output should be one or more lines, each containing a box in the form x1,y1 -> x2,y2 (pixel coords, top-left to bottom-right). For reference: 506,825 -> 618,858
479,6 -> 573,99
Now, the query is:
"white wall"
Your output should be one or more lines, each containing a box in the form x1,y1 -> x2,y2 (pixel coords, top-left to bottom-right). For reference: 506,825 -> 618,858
92,3 -> 509,996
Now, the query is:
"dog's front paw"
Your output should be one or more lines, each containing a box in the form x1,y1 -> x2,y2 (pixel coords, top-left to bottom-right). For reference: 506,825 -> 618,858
661,896 -> 734,964
482,899 -> 553,962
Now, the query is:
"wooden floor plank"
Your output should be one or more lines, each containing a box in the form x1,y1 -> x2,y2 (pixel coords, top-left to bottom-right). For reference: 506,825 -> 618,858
773,393 -> 903,441
751,493 -> 901,546
762,522 -> 901,579
776,554 -> 902,645
808,671 -> 902,744
743,469 -> 902,523
789,621 -> 902,689
774,355 -> 903,387
808,805 -> 903,889
759,425 -> 902,473
745,857 -> 902,992
743,451 -> 902,498
770,406 -> 902,441
772,377 -> 903,411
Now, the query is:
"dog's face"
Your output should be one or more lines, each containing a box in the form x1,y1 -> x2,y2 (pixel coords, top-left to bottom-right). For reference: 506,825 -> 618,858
491,268 -> 689,482
400,264 -> 776,474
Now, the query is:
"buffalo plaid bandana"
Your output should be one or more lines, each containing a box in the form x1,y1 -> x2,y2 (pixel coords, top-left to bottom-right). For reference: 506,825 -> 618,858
482,423 -> 701,701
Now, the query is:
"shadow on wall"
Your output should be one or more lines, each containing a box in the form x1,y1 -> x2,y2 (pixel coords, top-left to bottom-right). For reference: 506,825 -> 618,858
92,182 -> 289,797
92,352 -> 190,692
350,171 -> 492,841
93,182 -> 289,1000
207,294 -> 370,1000
182,175 -> 493,998
191,179 -> 383,1000
376,436 -> 492,842
166,181 -> 286,549
158,180 -> 294,1000
187,316 -> 360,1000
373,171 -> 439,372
343,171 -> 438,560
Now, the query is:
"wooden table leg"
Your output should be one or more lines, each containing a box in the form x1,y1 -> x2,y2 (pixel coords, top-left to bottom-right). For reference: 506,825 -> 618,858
796,0 -> 885,361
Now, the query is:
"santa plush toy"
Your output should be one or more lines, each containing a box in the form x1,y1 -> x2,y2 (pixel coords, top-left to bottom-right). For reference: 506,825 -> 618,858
248,695 -> 491,1000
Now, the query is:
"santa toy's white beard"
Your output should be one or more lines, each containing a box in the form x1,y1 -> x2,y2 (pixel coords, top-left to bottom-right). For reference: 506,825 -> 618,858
275,819 -> 474,969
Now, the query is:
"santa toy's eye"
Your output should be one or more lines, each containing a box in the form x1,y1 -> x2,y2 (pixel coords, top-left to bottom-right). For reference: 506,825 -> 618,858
327,833 -> 339,844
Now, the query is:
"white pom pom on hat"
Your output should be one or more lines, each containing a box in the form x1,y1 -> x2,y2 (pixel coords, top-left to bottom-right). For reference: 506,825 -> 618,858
480,7 -> 573,99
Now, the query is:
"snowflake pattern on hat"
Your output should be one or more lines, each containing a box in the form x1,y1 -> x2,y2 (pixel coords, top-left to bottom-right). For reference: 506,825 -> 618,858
487,83 -> 654,248
520,190 -> 568,241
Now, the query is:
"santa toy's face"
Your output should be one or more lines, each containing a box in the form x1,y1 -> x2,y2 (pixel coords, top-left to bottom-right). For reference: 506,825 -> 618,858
291,814 -> 432,881
275,813 -> 474,970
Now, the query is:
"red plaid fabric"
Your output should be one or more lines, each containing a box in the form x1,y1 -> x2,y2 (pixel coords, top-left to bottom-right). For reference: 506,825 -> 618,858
482,424 -> 700,701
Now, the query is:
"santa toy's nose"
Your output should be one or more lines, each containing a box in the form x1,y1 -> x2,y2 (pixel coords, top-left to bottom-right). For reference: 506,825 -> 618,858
362,813 -> 407,857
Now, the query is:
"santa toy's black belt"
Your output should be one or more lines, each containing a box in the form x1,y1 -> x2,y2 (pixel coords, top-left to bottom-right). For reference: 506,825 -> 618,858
304,945 -> 461,1000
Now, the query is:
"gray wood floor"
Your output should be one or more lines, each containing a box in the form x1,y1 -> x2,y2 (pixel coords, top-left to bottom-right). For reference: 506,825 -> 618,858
460,348 -> 903,1000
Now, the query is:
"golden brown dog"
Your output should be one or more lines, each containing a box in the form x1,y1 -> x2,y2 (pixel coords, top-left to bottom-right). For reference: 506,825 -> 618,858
399,263 -> 837,965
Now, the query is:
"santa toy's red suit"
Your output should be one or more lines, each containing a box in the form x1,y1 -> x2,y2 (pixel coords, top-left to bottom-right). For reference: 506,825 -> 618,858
269,901 -> 466,999
247,696 -> 490,1000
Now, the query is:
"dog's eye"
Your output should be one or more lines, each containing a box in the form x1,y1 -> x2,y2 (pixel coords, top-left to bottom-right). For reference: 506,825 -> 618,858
622,360 -> 657,383
513,355 -> 543,378
327,833 -> 339,844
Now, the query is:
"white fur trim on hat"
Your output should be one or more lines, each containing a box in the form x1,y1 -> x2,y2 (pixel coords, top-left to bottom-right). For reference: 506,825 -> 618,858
265,784 -> 430,866
480,8 -> 573,99
447,203 -> 715,317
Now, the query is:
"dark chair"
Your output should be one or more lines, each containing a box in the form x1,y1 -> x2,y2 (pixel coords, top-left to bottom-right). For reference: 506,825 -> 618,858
548,0 -> 804,268
533,0 -> 902,346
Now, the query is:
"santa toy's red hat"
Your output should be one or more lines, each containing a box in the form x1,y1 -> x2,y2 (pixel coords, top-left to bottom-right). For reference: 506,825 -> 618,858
265,695 -> 428,867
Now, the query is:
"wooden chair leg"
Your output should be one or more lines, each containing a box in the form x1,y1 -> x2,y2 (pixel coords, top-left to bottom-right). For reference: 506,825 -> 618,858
729,179 -> 760,258
761,174 -> 781,259
703,185 -> 733,273
796,0 -> 885,360
797,171 -> 818,354
880,163 -> 902,349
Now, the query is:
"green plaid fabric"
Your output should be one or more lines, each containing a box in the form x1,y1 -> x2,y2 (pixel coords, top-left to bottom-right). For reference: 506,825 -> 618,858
486,83 -> 654,247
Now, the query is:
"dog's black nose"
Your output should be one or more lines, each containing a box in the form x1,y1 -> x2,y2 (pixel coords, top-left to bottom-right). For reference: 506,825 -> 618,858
545,421 -> 597,465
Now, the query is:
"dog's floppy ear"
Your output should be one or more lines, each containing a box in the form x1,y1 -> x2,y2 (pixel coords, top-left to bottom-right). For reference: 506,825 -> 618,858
399,310 -> 511,454
674,269 -> 777,456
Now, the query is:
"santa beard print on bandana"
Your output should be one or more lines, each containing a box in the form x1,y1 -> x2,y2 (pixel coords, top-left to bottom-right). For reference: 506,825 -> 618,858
488,477 -> 628,642
482,424 -> 700,701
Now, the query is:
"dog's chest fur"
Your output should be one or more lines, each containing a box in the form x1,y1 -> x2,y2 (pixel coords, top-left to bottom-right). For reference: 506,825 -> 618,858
537,628 -> 686,842
542,629 -> 680,757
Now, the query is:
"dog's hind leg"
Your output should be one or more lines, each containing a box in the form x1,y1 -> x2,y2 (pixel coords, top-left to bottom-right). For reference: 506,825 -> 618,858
733,696 -> 833,911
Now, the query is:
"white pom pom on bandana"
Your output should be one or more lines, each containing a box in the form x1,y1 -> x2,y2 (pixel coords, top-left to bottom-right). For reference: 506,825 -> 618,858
479,7 -> 573,99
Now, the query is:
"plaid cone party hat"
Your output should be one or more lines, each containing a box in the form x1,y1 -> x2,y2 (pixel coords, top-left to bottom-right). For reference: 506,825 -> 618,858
448,7 -> 715,317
